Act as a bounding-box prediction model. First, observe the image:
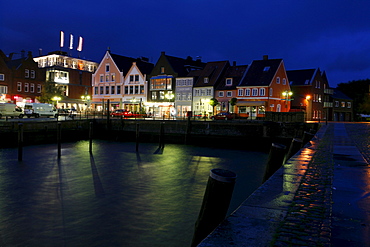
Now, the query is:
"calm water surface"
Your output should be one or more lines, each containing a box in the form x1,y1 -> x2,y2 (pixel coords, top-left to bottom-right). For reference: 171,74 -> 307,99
0,140 -> 268,247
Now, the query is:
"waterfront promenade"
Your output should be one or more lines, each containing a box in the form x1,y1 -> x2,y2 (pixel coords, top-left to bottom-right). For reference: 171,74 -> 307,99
199,122 -> 370,246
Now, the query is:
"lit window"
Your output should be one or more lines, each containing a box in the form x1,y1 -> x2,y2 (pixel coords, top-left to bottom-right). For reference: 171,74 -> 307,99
140,86 -> 144,94
206,89 -> 212,96
111,74 -> 115,82
246,89 -> 250,96
347,102 -> 351,108
0,85 -> 7,94
260,88 -> 265,96
252,88 -> 258,96
238,89 -> 243,96
152,92 -> 157,100
204,77 -> 209,83
341,102 -> 345,107
160,67 -> 165,74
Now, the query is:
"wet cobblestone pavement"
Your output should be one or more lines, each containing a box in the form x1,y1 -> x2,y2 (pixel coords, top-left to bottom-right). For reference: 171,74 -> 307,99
273,123 -> 370,247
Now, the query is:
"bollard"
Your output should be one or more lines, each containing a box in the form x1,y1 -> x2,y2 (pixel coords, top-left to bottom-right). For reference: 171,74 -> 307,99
135,123 -> 139,152
159,122 -> 165,149
263,143 -> 286,182
191,169 -> 237,247
89,121 -> 93,153
285,138 -> 303,161
18,123 -> 23,161
57,122 -> 61,159
185,116 -> 191,144
301,131 -> 315,148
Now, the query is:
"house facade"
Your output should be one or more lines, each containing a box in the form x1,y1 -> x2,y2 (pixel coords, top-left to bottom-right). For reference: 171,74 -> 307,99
192,61 -> 229,117
33,50 -> 98,110
175,70 -> 201,118
0,50 -> 44,105
236,56 -> 291,119
287,68 -> 330,121
147,52 -> 205,118
215,62 -> 248,114
92,50 -> 153,112
330,89 -> 353,121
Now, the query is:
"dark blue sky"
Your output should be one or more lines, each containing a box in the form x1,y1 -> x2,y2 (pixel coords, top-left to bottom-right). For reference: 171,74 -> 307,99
1,0 -> 370,87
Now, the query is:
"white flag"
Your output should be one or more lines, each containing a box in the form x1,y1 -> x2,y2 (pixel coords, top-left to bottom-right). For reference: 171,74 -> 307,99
77,36 -> 83,52
69,34 -> 73,50
60,31 -> 64,48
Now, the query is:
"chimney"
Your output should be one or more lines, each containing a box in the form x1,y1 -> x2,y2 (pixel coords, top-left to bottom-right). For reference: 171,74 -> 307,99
233,61 -> 237,66
27,51 -> 32,59
161,51 -> 166,56
263,55 -> 268,60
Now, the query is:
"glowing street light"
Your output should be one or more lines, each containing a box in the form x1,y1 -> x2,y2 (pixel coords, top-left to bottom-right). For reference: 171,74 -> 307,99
52,96 -> 61,107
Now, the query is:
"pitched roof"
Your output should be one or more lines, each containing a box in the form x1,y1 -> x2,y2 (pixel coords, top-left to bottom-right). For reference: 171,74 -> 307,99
287,69 -> 316,86
164,54 -> 205,76
333,88 -> 352,100
239,58 -> 282,86
110,52 -> 153,75
217,65 -> 248,90
194,60 -> 230,87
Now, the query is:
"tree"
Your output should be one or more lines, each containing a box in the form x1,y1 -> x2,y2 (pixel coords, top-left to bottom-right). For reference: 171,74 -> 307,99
229,98 -> 237,113
36,80 -> 64,104
337,79 -> 370,117
209,98 -> 219,115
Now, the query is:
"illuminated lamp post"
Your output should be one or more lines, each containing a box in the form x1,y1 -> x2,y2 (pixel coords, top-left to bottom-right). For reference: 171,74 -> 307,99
282,91 -> 293,111
52,96 -> 61,108
305,95 -> 311,121
81,95 -> 91,111
165,91 -> 175,119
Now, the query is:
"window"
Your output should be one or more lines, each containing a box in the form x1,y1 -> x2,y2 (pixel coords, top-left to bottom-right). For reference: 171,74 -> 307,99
304,79 -> 309,85
17,82 -> 22,92
335,101 -> 339,107
263,66 -> 270,72
117,86 -> 121,94
135,85 -> 139,94
238,106 -> 247,113
111,74 -> 115,82
282,78 -> 286,85
37,84 -> 41,93
0,74 -> 4,81
341,102 -> 345,108
105,86 -> 109,94
111,86 -> 115,95
160,91 -> 165,99
160,67 -> 165,74
347,102 -> 352,108
105,75 -> 109,82
195,89 -> 199,96
31,70 -> 35,79
177,93 -> 181,100
201,89 -> 205,96
106,64 -> 110,72
25,69 -> 29,78
219,91 -> 224,97
129,86 -> 134,94
0,85 -> 7,94
30,83 -> 34,93
204,77 -> 209,83
100,75 -> 103,82
94,87 -> 98,95
100,86 -> 104,94
260,88 -> 265,96
226,78 -> 232,85
227,91 -> 232,97
135,75 -> 139,82
152,92 -> 157,100
246,89 -> 251,96
130,75 -> 134,82
238,89 -> 243,96
252,88 -> 258,96
125,86 -> 129,94
269,88 -> 273,96
276,77 -> 280,84
140,86 -> 144,94
150,77 -> 172,90
206,89 -> 212,96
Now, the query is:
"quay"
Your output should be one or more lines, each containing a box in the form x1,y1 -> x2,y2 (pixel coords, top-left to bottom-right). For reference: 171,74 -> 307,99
198,122 -> 370,246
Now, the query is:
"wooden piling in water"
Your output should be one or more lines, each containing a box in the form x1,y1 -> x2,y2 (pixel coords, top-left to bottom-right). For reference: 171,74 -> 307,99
192,169 -> 237,247
57,122 -> 61,159
263,143 -> 286,182
18,123 -> 23,161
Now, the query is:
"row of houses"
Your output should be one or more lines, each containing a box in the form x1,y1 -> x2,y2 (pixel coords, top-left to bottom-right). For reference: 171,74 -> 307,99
0,48 -> 353,121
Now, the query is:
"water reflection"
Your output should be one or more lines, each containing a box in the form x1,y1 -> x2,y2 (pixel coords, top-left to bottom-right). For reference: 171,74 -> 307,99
0,140 -> 268,247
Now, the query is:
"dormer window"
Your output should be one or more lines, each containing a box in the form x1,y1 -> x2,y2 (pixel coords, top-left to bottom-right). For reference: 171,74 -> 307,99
226,78 -> 232,85
204,77 -> 209,83
106,64 -> 110,72
263,66 -> 270,72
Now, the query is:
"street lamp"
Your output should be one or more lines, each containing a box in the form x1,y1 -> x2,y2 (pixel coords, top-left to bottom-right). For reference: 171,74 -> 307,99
52,96 -> 61,108
165,92 -> 175,119
81,95 -> 91,113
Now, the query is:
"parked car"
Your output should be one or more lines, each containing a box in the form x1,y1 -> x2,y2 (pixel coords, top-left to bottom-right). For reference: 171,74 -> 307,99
57,108 -> 77,118
111,109 -> 132,118
210,112 -> 236,120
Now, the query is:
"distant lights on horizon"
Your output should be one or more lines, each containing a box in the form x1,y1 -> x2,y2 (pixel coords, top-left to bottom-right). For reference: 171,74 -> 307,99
60,31 -> 83,52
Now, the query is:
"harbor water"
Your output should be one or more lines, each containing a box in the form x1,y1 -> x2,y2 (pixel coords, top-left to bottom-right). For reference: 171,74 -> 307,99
0,140 -> 268,247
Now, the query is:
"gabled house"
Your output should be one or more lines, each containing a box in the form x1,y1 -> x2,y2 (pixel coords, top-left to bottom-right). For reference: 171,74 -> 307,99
215,62 -> 248,114
92,50 -> 153,112
236,56 -> 290,119
192,60 -> 230,117
0,50 -> 44,105
147,52 -> 205,117
287,68 -> 330,121
331,89 -> 353,121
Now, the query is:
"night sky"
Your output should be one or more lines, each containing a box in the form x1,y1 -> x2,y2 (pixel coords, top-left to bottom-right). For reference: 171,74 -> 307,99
1,0 -> 370,87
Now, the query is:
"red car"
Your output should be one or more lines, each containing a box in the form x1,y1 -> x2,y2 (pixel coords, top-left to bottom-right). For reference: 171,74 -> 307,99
111,109 -> 133,118
210,112 -> 236,120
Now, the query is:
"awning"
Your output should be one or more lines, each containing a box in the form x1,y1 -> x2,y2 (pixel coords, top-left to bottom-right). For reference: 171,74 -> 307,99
151,75 -> 174,80
236,101 -> 266,106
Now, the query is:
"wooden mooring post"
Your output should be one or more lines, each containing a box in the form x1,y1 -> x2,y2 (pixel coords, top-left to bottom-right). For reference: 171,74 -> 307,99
18,123 -> 23,161
89,121 -> 93,153
57,122 -> 61,159
263,143 -> 286,182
